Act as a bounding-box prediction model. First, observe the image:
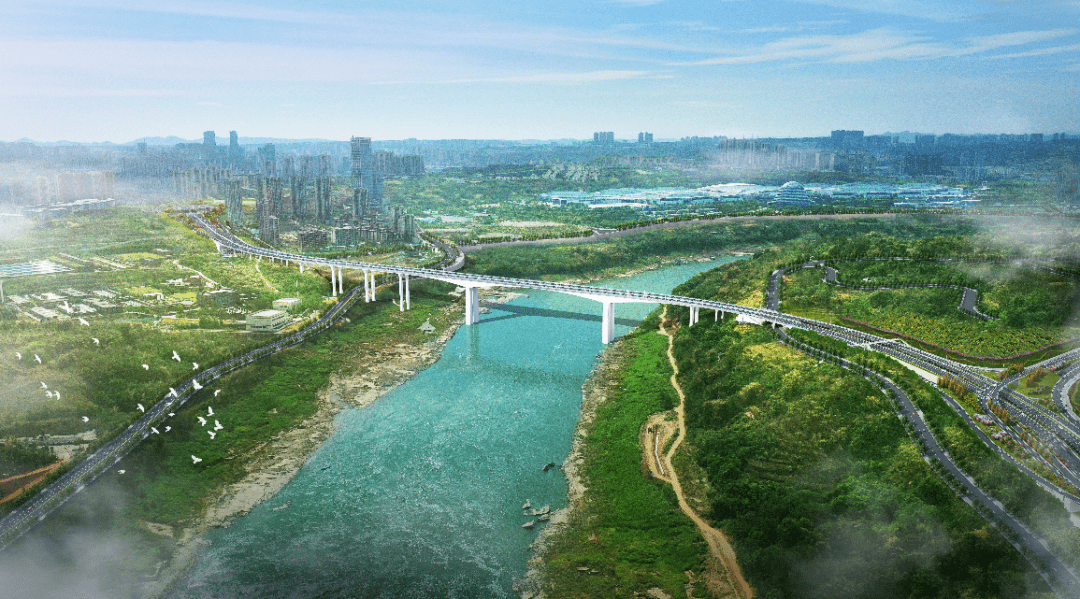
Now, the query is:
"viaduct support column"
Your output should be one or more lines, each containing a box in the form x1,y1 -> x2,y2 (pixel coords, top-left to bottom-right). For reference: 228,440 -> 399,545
601,300 -> 615,345
405,275 -> 411,310
330,267 -> 337,297
464,286 -> 480,325
363,270 -> 369,302
300,262 -> 304,274
398,274 -> 404,312
338,268 -> 344,294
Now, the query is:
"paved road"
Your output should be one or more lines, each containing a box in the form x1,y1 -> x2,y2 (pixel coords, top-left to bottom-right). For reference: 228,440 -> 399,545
779,329 -> 1080,596
0,284 -> 365,551
822,260 -> 997,320
771,262 -> 1080,597
1054,359 -> 1080,422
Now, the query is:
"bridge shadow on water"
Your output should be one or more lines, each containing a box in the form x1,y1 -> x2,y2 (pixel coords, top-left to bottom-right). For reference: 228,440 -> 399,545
479,302 -> 642,328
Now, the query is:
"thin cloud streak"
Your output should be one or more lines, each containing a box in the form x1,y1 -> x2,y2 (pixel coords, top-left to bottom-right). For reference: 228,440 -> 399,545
682,27 -> 1078,65
441,69 -> 662,85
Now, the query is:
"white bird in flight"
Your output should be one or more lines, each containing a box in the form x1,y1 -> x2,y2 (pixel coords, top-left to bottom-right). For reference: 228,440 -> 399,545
82,416 -> 89,422
172,350 -> 181,362
78,317 -> 89,326
53,391 -> 60,401
192,362 -> 199,370
192,380 -> 202,390
151,427 -> 159,434
169,388 -> 178,398
137,403 -> 145,413
207,406 -> 214,416
214,389 -> 221,397
45,391 -> 53,399
191,455 -> 202,464
207,431 -> 216,440
168,412 -> 175,417
92,338 -> 100,345
40,382 -> 47,389
15,352 -> 21,360
118,470 -> 125,474
142,364 -> 149,370
197,416 -> 207,426
213,420 -> 223,431
34,354 -> 41,363
164,426 -> 171,432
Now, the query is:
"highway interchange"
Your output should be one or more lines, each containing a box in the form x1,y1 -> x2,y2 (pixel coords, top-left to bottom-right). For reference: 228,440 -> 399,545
1,212 -> 1078,596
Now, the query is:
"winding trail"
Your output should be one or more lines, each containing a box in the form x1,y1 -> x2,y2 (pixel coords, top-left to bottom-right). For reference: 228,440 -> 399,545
650,307 -> 754,599
253,262 -> 279,292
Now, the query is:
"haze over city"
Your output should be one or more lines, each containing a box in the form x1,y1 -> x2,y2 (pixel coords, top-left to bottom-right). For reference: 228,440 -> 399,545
2,0 -> 1078,143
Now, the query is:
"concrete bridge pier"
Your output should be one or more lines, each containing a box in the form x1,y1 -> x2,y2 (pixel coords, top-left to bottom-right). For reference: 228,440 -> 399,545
601,300 -> 615,344
367,270 -> 377,302
338,267 -> 344,295
464,286 -> 480,325
689,306 -> 699,326
397,274 -> 411,311
330,267 -> 337,297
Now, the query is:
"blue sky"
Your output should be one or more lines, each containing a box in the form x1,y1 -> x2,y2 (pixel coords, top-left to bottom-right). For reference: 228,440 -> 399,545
1,0 -> 1077,142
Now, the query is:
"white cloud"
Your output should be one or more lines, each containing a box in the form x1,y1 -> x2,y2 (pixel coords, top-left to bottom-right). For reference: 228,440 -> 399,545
444,70 -> 660,85
684,27 -> 1079,65
988,43 -> 1080,59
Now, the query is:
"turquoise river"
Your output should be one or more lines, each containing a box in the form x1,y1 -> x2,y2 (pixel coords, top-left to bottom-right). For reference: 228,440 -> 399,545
168,257 -> 738,599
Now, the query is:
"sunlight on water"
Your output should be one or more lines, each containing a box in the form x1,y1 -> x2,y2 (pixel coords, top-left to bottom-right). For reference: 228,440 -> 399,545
170,258 -> 739,599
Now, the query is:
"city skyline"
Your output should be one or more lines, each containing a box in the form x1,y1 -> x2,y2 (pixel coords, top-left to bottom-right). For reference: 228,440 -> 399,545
2,0 -> 1078,143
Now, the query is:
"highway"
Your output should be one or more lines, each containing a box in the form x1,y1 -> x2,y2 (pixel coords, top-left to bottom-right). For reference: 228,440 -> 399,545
0,282 -> 365,551
4,213 -> 1077,595
777,329 -> 1080,595
771,262 -> 1080,597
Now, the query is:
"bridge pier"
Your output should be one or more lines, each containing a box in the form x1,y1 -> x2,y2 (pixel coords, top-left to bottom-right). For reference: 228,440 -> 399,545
330,267 -> 337,297
406,275 -> 411,310
464,286 -> 480,325
338,267 -> 344,295
689,306 -> 699,326
602,300 -> 615,344
397,274 -> 411,311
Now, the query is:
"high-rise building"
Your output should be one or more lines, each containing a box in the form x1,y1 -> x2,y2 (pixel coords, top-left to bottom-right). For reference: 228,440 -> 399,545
315,154 -> 333,223
351,136 -> 381,212
258,144 -> 276,176
224,179 -> 243,227
593,132 -> 615,144
228,131 -> 241,166
203,131 -> 216,147
637,132 -> 653,143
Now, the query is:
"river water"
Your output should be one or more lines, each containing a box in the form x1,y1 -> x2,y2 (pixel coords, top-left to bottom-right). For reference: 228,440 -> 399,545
169,258 -> 736,599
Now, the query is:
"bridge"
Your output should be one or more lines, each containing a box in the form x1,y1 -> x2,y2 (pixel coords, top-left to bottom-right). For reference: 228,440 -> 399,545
2,212 -> 1078,595
190,213 -> 808,344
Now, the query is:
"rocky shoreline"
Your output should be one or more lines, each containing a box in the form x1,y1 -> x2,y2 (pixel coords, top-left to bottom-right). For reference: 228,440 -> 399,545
515,338 -> 630,599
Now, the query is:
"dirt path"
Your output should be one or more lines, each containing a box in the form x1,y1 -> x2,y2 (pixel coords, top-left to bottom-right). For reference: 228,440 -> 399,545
253,262 -> 279,292
650,308 -> 754,599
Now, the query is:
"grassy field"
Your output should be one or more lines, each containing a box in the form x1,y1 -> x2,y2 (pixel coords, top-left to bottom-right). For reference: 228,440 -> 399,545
538,326 -> 710,599
663,294 -> 1053,598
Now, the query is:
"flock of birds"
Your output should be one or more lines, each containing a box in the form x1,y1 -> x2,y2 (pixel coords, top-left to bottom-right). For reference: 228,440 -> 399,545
14,319 -> 225,472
